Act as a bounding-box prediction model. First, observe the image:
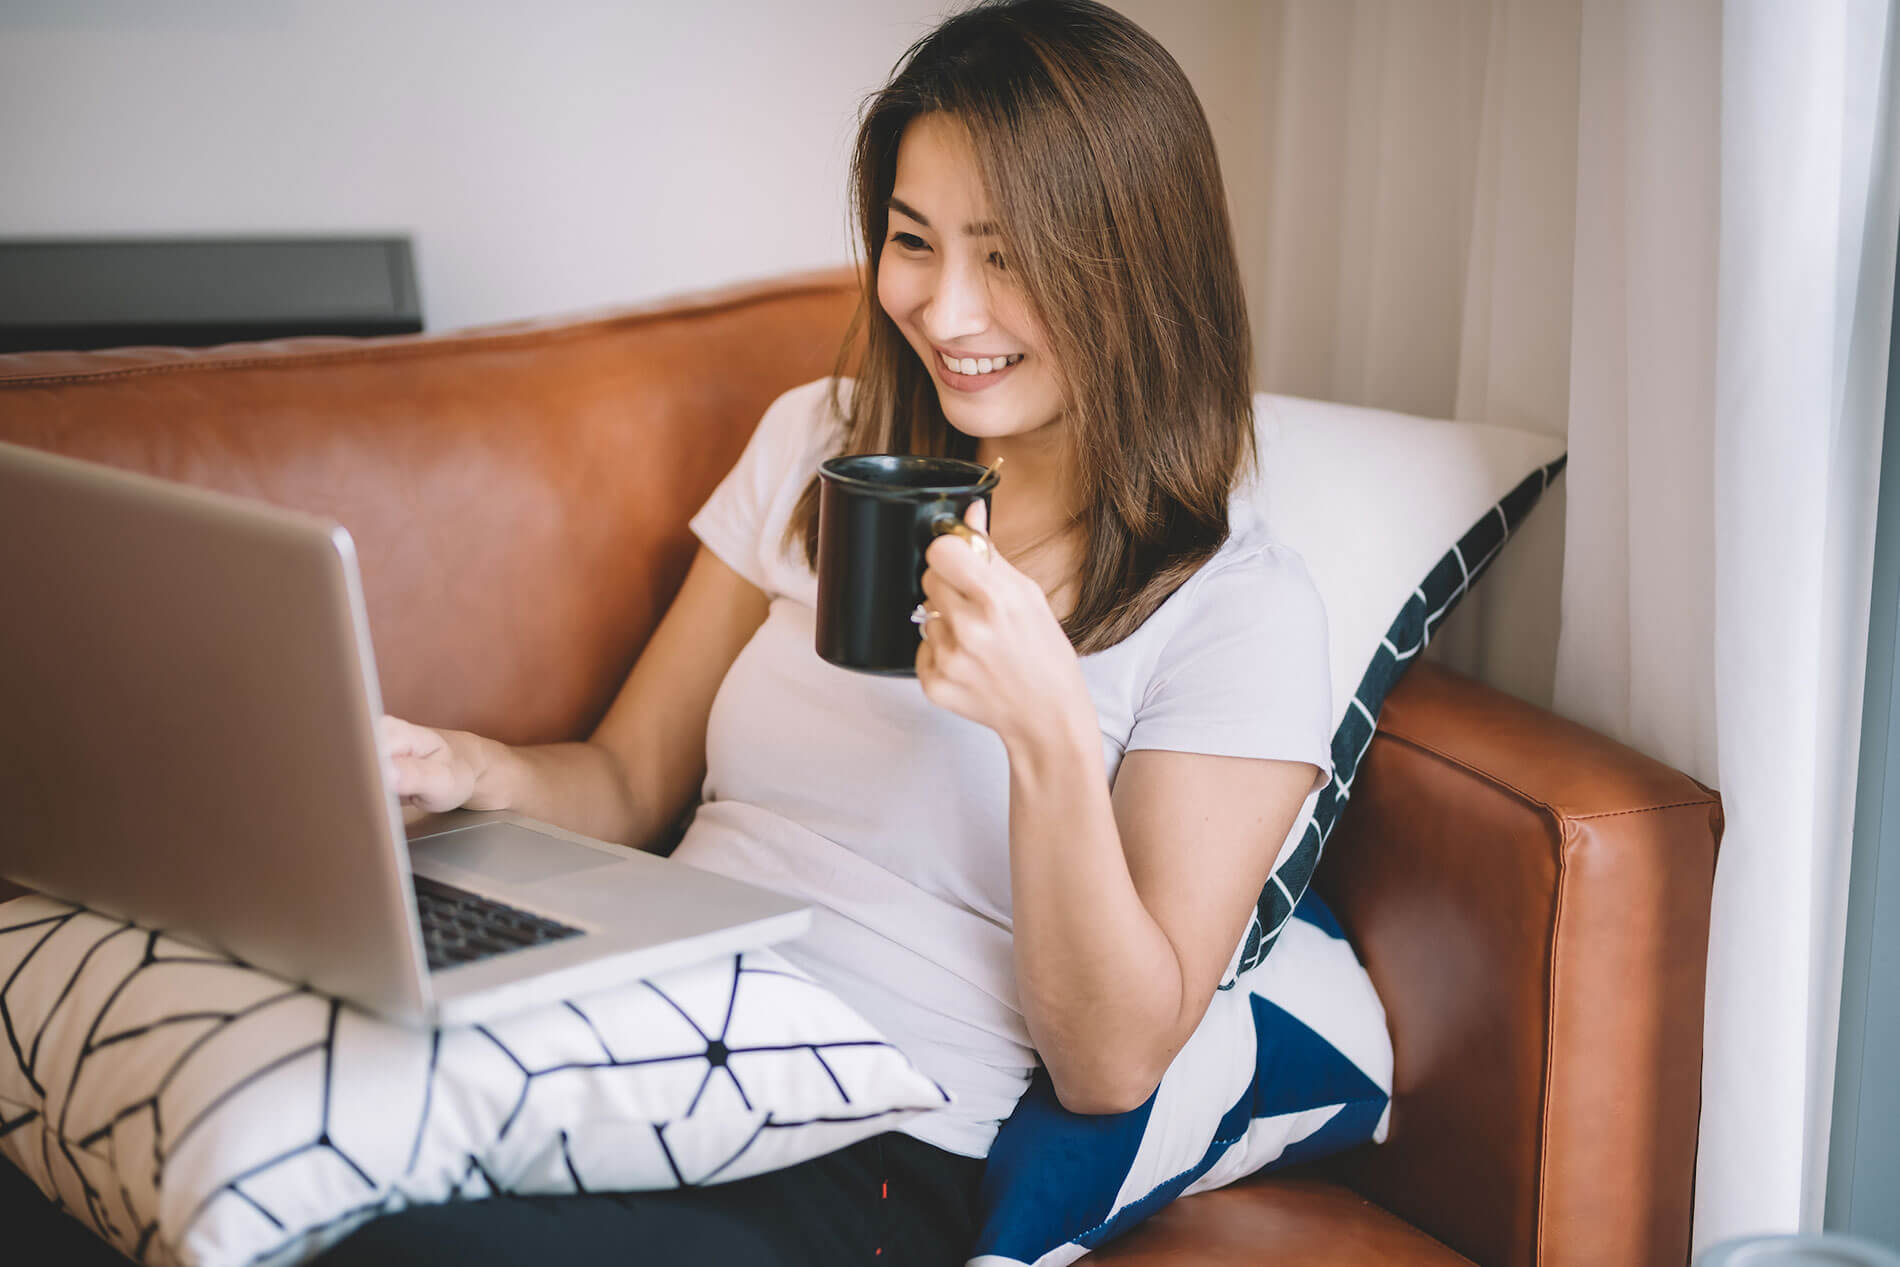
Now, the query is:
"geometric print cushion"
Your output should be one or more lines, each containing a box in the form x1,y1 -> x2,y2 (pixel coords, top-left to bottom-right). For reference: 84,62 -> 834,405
0,895 -> 952,1267
969,892 -> 1391,1267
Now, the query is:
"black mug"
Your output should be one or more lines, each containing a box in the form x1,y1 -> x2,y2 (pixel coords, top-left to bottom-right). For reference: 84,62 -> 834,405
814,454 -> 999,675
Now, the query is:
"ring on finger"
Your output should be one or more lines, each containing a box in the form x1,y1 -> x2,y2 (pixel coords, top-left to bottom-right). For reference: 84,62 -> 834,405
910,603 -> 944,640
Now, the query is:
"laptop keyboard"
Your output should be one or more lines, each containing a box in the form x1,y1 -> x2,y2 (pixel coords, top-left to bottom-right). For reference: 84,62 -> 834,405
411,874 -> 584,971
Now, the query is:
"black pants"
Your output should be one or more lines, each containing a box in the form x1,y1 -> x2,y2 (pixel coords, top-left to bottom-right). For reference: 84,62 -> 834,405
312,1132 -> 984,1267
0,1132 -> 980,1267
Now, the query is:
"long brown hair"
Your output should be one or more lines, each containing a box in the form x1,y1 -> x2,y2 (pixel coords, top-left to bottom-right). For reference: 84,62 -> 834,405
784,0 -> 1256,655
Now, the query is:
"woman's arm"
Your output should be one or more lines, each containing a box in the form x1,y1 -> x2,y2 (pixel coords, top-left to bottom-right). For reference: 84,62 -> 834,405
915,503 -> 1321,1113
385,546 -> 768,851
1004,721 -> 1317,1114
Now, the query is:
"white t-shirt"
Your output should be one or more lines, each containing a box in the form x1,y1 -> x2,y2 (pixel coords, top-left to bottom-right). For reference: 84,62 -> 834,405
675,378 -> 1333,1158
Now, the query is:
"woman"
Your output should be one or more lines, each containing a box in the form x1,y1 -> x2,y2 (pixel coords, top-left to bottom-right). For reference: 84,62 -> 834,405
342,1 -> 1332,1262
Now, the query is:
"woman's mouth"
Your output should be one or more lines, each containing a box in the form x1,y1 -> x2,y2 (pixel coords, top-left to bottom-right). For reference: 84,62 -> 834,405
935,349 -> 1024,391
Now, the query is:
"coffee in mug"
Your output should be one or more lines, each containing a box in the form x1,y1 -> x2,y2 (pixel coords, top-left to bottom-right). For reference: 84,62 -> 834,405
814,455 -> 998,675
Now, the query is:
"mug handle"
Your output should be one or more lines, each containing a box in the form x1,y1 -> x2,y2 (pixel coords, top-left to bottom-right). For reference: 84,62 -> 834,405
928,512 -> 993,563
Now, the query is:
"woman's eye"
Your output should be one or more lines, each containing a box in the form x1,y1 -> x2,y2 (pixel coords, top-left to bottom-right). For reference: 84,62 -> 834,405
987,250 -> 1008,271
889,232 -> 928,251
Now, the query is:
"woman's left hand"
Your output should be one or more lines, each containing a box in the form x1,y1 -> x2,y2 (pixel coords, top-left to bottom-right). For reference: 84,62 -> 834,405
916,500 -> 1092,749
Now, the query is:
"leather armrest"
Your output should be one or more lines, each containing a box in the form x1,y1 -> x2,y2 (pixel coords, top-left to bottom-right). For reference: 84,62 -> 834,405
1311,661 -> 1721,1267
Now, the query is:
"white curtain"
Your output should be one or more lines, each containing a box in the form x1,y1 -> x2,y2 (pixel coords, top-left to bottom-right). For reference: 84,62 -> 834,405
1552,0 -> 1898,1243
1251,0 -> 1582,713
1121,0 -> 1900,1249
1701,0 -> 1898,1238
1140,0 -> 1581,713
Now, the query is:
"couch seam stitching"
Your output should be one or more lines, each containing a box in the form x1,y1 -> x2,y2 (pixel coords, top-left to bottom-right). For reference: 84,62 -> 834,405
1376,730 -> 1562,817
1536,816 -> 1570,1267
1564,799 -> 1713,821
1378,730 -> 1716,822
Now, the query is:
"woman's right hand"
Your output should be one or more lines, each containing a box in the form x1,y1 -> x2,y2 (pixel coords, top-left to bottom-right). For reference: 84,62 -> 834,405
377,715 -> 492,816
365,545 -> 767,847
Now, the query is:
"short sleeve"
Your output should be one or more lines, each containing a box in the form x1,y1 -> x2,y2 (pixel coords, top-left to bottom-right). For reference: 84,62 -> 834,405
1125,545 -> 1334,795
687,379 -> 842,593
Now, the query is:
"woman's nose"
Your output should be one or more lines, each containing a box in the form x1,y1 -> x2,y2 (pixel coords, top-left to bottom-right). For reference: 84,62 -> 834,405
920,261 -> 990,343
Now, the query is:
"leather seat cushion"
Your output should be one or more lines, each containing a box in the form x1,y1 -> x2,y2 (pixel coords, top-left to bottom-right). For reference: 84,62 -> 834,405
1091,1177 -> 1475,1265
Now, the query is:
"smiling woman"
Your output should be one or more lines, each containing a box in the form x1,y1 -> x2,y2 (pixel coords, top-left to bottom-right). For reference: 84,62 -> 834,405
780,1 -> 1257,650
350,3 -> 1331,1265
879,125 -> 1065,437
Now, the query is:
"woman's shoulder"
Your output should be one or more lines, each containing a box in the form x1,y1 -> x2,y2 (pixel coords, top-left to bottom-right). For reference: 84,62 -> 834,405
1188,496 -> 1323,608
1135,506 -> 1329,671
1193,532 -> 1326,632
1098,497 -> 1324,656
756,377 -> 854,455
766,375 -> 855,415
1112,523 -> 1331,739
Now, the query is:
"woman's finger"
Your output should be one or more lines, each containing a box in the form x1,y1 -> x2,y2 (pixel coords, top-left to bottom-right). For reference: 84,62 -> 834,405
921,565 -> 982,615
921,571 -> 984,642
924,606 -> 961,653
914,637 -> 973,713
391,752 -> 459,812
388,753 -> 434,802
377,714 -> 442,761
915,630 -> 961,682
924,531 -> 994,601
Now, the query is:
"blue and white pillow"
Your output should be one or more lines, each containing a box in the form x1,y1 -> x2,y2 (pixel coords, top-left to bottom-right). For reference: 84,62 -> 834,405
969,396 -> 1567,1266
971,893 -> 1391,1267
0,895 -> 952,1267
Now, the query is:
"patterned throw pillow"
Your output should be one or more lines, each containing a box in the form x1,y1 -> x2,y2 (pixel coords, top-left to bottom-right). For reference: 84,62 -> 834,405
970,894 -> 1390,1267
1235,393 -> 1568,971
0,896 -> 951,1267
968,395 -> 1566,1267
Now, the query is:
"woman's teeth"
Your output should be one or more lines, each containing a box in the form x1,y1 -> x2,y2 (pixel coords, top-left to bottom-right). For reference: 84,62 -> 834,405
939,351 -> 1024,376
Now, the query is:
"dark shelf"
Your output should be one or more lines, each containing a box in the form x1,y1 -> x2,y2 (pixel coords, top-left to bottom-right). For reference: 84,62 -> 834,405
0,236 -> 423,353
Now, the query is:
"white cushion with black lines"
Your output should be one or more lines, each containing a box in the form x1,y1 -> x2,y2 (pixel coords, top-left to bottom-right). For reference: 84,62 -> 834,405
0,896 -> 951,1267
1231,393 -> 1568,974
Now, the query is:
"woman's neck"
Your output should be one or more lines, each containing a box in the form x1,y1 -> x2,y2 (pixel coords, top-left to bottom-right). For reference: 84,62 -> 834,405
974,430 -> 1083,616
976,428 -> 1070,527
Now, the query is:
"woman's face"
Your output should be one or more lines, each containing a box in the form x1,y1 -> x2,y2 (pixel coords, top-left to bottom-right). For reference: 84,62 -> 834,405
876,113 -> 1065,445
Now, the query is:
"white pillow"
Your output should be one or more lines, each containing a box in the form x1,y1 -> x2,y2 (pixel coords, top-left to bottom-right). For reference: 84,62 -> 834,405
1229,391 -> 1567,974
0,895 -> 951,1267
1248,392 -> 1568,736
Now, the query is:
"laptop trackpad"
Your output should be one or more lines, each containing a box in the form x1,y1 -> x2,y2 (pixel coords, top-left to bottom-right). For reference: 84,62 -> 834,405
410,822 -> 621,885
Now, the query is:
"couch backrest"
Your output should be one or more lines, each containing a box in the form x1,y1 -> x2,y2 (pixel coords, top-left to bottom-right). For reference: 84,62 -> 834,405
0,269 -> 861,745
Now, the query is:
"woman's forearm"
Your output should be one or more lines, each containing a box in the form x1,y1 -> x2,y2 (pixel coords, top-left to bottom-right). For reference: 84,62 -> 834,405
461,733 -> 671,852
1003,710 -> 1188,1115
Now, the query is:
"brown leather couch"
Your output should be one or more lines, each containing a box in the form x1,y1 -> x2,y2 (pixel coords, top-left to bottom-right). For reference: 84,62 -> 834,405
0,269 -> 1722,1266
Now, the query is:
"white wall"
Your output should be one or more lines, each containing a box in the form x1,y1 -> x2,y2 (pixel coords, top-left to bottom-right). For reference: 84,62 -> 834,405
0,0 -> 1293,351
0,0 -> 1291,342
0,0 -> 952,332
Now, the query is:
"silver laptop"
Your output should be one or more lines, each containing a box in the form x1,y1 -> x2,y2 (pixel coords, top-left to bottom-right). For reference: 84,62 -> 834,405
0,440 -> 810,1026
